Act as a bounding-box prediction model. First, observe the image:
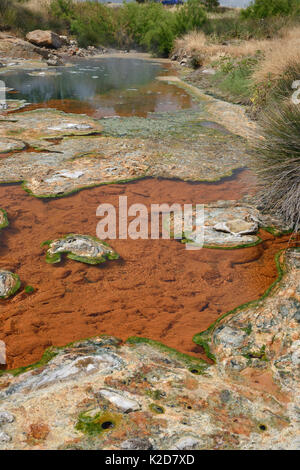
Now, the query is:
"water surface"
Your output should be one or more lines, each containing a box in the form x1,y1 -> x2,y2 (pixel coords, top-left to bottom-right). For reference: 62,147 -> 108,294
2,58 -> 198,118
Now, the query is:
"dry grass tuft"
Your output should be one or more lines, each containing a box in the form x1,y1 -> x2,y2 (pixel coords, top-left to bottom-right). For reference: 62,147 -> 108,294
253,27 -> 300,84
253,102 -> 300,230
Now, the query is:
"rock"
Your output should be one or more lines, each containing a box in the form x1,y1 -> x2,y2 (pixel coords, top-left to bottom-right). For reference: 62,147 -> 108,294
0,411 -> 15,425
214,326 -> 246,348
0,138 -> 26,154
213,218 -> 258,236
202,68 -> 216,75
1,352 -> 124,396
121,438 -> 153,450
0,270 -> 21,299
174,436 -> 199,450
0,33 -> 41,59
46,54 -> 64,67
98,389 -> 140,413
44,234 -> 119,265
59,35 -> 70,46
26,30 -> 63,49
0,431 -> 11,442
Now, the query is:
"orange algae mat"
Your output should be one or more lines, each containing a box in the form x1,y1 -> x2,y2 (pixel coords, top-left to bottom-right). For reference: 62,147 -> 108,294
0,172 -> 296,369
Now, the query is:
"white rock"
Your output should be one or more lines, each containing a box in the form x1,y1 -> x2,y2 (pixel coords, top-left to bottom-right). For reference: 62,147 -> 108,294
98,389 -> 140,413
0,411 -> 15,425
0,431 -> 11,442
174,436 -> 199,450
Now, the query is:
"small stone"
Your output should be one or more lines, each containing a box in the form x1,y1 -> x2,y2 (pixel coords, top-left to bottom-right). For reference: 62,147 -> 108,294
0,431 -> 11,442
174,436 -> 199,450
98,389 -> 140,413
121,438 -> 153,450
0,411 -> 15,425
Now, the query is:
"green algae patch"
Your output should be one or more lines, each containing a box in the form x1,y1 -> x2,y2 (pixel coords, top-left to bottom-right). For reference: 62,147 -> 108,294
0,209 -> 8,230
126,336 -> 209,372
42,234 -> 119,265
75,410 -> 122,436
149,403 -> 165,414
24,285 -> 35,294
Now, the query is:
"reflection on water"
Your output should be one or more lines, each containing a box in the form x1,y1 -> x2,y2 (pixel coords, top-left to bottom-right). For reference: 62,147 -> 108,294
2,57 -> 198,118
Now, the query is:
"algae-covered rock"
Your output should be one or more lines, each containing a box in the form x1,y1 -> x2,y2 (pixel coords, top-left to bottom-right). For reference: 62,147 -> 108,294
0,209 -> 8,229
43,234 -> 119,265
0,99 -> 28,113
0,270 -> 21,299
175,202 -> 260,248
0,109 -> 102,142
0,138 -> 26,154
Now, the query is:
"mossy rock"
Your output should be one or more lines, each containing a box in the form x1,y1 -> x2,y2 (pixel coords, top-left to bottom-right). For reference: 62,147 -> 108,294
42,234 -> 119,265
75,410 -> 122,436
0,270 -> 21,299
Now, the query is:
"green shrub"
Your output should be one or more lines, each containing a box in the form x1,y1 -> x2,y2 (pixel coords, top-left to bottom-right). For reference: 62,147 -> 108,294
241,0 -> 300,19
211,54 -> 261,103
175,0 -> 207,36
253,102 -> 300,230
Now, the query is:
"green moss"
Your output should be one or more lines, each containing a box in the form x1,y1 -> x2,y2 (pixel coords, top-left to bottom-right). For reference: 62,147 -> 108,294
0,347 -> 58,378
126,336 -> 209,371
24,285 -> 35,294
75,410 -> 122,436
146,389 -> 165,400
149,403 -> 165,414
242,323 -> 253,336
243,345 -> 268,362
0,209 -> 9,230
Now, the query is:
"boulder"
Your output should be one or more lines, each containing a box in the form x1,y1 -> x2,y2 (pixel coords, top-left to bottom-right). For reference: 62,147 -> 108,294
26,30 -> 63,49
46,54 -> 64,67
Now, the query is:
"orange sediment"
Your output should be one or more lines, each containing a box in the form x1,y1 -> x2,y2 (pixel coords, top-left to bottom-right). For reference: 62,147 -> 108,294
0,173 -> 296,369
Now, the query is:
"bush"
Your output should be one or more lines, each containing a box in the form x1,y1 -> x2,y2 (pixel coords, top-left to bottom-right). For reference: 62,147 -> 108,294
253,102 -> 300,229
241,0 -> 300,19
175,0 -> 207,36
49,0 -> 207,56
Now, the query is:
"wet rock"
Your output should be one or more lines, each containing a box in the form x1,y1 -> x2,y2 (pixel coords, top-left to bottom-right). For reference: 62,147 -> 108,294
26,30 -> 63,50
98,389 -> 141,413
0,411 -> 15,425
121,438 -> 153,450
0,109 -> 103,143
174,436 -> 199,450
0,431 -> 11,442
44,235 -> 119,265
183,203 -> 260,248
0,270 -> 21,299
